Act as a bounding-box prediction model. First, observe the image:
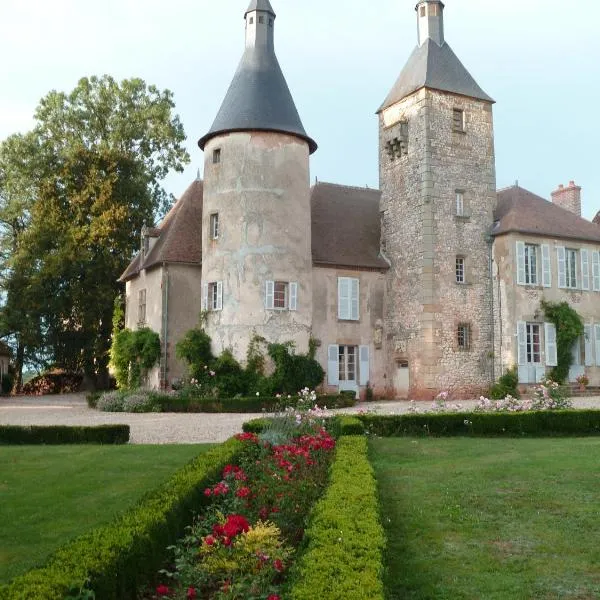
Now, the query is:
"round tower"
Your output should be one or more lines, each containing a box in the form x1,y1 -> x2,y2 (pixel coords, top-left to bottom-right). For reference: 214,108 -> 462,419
198,0 -> 317,361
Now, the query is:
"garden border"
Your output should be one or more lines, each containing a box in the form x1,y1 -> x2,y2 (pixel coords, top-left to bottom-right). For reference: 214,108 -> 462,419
0,425 -> 129,445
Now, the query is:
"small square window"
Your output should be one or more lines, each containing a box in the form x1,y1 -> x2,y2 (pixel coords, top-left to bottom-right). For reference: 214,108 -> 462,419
249,16 -> 254,24
420,6 -> 426,17
208,282 -> 222,311
430,4 -> 438,16
269,18 -> 273,27
210,213 -> 219,240
213,148 -> 221,164
456,257 -> 466,284
258,16 -> 264,24
453,109 -> 465,133
457,324 -> 471,351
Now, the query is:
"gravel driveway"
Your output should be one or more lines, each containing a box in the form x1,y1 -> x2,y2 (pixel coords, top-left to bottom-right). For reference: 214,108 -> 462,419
2,393 -> 600,444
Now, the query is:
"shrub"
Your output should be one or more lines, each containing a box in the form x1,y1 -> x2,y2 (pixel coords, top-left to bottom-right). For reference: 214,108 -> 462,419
489,365 -> 520,400
122,392 -> 161,413
110,328 -> 161,389
97,390 -> 125,412
3,439 -> 243,600
86,391 -> 101,408
288,436 -> 385,600
2,372 -> 14,394
0,425 -> 129,445
265,343 -> 325,395
327,415 -> 365,437
175,328 -> 214,382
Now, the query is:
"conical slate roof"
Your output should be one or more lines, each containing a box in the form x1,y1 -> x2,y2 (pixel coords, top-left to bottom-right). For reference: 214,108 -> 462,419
379,39 -> 493,112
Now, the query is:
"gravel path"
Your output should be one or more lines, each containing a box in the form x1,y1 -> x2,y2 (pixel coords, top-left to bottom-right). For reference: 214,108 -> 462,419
2,393 -> 600,444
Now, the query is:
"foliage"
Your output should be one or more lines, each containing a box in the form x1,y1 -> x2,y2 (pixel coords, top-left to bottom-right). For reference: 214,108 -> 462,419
263,343 -> 325,396
1,371 -> 14,394
576,374 -> 589,387
86,391 -> 101,409
327,415 -> 365,437
2,439 -> 242,600
110,328 -> 161,389
21,370 -> 83,395
489,365 -> 520,400
541,300 -> 584,383
122,392 -> 161,413
0,425 -> 129,445
0,75 -> 189,386
175,328 -> 214,382
288,436 -> 385,600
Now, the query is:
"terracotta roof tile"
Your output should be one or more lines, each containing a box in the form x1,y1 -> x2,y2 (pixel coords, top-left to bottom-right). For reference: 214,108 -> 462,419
494,185 -> 600,243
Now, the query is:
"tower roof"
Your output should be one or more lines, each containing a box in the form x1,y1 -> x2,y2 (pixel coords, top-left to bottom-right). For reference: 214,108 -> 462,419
379,38 -> 494,111
199,2 -> 317,154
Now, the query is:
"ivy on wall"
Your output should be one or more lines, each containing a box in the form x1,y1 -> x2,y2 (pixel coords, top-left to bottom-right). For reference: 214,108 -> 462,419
110,328 -> 161,389
541,300 -> 584,383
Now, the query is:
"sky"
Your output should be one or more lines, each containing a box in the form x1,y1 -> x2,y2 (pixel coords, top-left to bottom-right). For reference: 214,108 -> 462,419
0,0 -> 599,221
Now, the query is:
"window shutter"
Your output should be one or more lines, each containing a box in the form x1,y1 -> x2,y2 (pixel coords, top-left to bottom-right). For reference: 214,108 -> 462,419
584,324 -> 593,366
289,282 -> 298,311
581,249 -> 590,291
592,251 -> 600,291
327,345 -> 339,385
595,324 -> 600,367
265,280 -> 274,310
544,322 -> 557,367
557,246 -> 566,288
351,278 -> 360,321
516,241 -> 526,285
359,345 -> 370,386
202,283 -> 208,311
541,244 -> 551,287
216,281 -> 223,311
338,278 -> 349,320
517,321 -> 527,365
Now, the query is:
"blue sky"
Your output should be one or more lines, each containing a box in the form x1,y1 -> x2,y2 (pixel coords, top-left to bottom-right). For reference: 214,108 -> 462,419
0,0 -> 598,221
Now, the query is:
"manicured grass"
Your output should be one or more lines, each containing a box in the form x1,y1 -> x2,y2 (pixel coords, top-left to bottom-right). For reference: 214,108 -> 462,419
370,438 -> 600,600
0,444 -> 214,583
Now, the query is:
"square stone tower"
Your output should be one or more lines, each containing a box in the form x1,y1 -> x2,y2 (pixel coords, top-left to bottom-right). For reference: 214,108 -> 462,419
379,0 -> 497,399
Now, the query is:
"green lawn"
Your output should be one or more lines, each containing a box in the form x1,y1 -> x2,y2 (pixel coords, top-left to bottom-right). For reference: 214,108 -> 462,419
370,438 -> 600,600
0,444 -> 214,583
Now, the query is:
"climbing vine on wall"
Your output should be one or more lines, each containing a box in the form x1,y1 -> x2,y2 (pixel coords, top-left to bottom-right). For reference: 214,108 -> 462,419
541,300 -> 584,383
110,328 -> 161,389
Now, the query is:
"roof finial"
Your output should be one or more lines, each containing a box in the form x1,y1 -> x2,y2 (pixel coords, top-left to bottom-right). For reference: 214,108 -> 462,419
245,0 -> 276,50
415,1 -> 445,47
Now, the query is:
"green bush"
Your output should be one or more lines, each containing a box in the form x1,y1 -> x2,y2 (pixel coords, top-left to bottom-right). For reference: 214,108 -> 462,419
287,436 -> 385,600
3,439 -> 243,600
327,415 -> 365,437
86,391 -> 101,408
2,372 -> 14,394
358,411 -> 600,438
110,328 -> 161,389
0,425 -> 129,445
242,418 -> 273,434
489,365 -> 520,400
175,327 -> 214,381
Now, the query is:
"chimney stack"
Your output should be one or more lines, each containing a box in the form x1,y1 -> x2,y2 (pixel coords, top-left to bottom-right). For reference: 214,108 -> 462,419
551,181 -> 581,217
593,211 -> 600,226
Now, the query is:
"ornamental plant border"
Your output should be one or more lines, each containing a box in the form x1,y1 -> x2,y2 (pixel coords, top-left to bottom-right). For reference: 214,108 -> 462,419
0,425 -> 129,445
1,439 -> 243,600
286,436 -> 386,600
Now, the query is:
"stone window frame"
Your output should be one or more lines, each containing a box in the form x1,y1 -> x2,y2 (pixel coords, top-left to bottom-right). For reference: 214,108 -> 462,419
457,323 -> 472,351
455,255 -> 466,284
212,148 -> 221,164
210,212 -> 220,241
454,190 -> 470,219
452,108 -> 465,133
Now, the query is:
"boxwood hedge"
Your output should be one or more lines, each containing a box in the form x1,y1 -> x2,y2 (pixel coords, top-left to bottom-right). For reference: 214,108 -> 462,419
0,425 -> 129,445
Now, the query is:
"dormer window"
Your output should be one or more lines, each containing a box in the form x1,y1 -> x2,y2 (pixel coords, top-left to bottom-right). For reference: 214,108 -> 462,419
213,148 -> 221,164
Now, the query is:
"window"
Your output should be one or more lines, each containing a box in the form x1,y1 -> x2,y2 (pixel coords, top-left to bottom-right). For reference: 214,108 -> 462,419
517,242 -> 551,287
453,109 -> 465,133
429,4 -> 438,16
456,257 -> 465,283
592,251 -> 600,291
203,281 -> 223,311
526,323 -> 541,363
456,191 -> 465,217
339,345 -> 357,381
338,277 -> 359,320
565,248 -> 578,288
524,244 -> 538,285
258,15 -> 264,24
212,148 -> 221,164
265,280 -> 297,311
210,213 -> 219,240
457,324 -> 471,351
420,6 -> 426,16
269,18 -> 273,26
249,16 -> 254,24
138,289 -> 146,325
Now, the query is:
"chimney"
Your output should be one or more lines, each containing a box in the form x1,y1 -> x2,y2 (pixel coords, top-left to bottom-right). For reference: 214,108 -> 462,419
551,181 -> 581,217
593,211 -> 600,226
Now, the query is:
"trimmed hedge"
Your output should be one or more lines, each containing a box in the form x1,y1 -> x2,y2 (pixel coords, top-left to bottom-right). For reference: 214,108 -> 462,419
2,439 -> 243,600
358,410 -> 600,437
0,425 -> 129,445
328,415 -> 365,437
288,436 -> 385,600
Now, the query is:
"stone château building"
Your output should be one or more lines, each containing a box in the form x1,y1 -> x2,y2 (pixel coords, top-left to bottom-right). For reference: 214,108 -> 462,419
121,0 -> 600,399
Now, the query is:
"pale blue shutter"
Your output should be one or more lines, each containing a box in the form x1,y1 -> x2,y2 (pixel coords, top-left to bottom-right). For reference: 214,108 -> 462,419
327,345 -> 339,385
581,249 -> 590,291
541,244 -> 551,287
557,247 -> 566,288
351,278 -> 360,320
216,281 -> 223,311
544,322 -> 557,367
289,282 -> 298,311
595,325 -> 600,367
592,251 -> 600,291
202,283 -> 208,311
584,325 -> 593,366
265,281 -> 274,309
338,278 -> 349,319
359,345 -> 370,385
516,241 -> 526,285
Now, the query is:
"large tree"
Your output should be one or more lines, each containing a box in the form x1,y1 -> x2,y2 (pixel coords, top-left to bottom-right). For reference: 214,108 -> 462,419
0,75 -> 190,386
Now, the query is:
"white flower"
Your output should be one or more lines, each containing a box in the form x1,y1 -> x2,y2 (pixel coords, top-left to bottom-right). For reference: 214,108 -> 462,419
256,392 -> 260,396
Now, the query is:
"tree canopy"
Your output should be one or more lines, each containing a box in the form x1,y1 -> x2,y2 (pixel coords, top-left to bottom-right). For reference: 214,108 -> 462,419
0,75 -> 190,387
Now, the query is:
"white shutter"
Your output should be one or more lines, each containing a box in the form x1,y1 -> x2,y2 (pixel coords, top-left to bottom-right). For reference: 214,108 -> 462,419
584,324 -> 593,366
541,244 -> 552,287
289,282 -> 298,311
351,278 -> 360,320
581,249 -> 590,291
327,345 -> 339,385
557,246 -> 566,288
216,281 -> 223,311
202,283 -> 208,311
592,251 -> 600,291
338,278 -> 349,320
516,241 -> 526,285
517,321 -> 527,365
544,322 -> 557,367
265,280 -> 274,309
359,345 -> 370,385
595,324 -> 600,367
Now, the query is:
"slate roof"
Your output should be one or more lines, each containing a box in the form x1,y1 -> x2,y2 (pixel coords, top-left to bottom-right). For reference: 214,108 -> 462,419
119,179 -> 203,282
494,185 -> 600,244
311,183 -> 389,270
379,39 -> 493,111
245,0 -> 275,17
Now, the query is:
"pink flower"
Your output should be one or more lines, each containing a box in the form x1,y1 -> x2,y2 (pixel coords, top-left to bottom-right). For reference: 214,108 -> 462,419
235,486 -> 251,498
156,584 -> 170,596
268,595 -> 280,600
204,535 -> 216,546
186,588 -> 197,599
204,488 -> 212,497
273,558 -> 284,572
